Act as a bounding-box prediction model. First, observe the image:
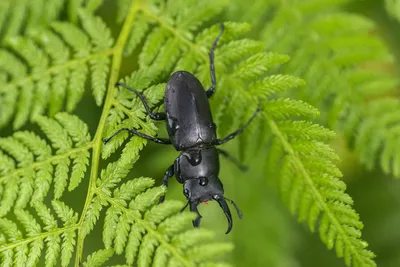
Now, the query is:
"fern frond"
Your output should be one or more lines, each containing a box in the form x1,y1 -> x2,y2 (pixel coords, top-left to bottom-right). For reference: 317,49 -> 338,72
237,0 -> 400,179
259,87 -> 376,266
0,12 -> 113,129
0,200 -> 79,267
0,113 -> 91,216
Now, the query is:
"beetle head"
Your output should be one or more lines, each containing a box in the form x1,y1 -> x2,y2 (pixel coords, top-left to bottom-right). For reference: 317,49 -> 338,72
183,176 -> 241,234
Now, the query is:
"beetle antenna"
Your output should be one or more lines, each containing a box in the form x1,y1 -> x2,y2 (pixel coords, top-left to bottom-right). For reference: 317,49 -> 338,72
224,197 -> 243,219
213,195 -> 233,234
180,201 -> 190,213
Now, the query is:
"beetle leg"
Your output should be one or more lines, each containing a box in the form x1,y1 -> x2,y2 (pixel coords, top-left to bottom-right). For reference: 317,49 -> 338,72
216,148 -> 248,171
206,23 -> 224,98
190,201 -> 202,227
116,82 -> 166,120
158,164 -> 175,204
214,107 -> 260,145
102,128 -> 171,145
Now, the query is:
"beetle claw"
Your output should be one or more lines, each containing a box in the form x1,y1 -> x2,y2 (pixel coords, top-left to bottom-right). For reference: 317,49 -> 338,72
214,195 -> 233,234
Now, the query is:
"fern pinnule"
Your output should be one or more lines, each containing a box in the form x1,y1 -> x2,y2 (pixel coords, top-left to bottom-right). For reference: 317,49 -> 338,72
0,0 -> 65,43
124,13 -> 150,56
82,248 -> 114,267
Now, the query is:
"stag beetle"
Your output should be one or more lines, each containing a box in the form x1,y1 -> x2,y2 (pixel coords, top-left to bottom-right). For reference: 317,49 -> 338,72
103,23 -> 259,234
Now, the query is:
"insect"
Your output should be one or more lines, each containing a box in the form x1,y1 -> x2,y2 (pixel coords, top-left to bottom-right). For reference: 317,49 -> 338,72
103,23 -> 259,234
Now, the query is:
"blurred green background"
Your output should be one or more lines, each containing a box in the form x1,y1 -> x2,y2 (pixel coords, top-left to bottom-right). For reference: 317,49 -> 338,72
2,0 -> 400,266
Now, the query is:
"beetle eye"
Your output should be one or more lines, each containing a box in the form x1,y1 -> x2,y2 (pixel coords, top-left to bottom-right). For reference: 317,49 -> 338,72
199,177 -> 208,186
184,189 -> 190,197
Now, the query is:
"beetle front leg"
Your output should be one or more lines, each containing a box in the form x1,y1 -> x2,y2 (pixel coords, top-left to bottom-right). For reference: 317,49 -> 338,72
102,128 -> 171,145
116,82 -> 166,120
158,164 -> 175,203
215,107 -> 260,145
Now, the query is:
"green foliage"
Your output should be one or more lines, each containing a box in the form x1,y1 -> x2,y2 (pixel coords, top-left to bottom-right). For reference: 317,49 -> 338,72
0,0 -> 64,43
227,0 -> 400,180
2,0 -> 397,266
0,10 -> 113,129
0,113 -> 231,266
385,0 -> 400,21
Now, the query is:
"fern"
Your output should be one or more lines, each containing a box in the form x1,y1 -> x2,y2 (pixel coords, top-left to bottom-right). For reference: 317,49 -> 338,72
227,0 -> 400,179
0,0 -> 380,266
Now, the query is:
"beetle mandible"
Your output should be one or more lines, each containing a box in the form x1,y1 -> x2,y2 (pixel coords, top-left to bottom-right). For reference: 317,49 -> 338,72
103,23 -> 259,234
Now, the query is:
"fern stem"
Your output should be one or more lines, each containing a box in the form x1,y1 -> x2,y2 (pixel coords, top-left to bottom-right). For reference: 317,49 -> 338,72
73,1 -> 142,266
95,189 -> 193,267
266,116 -> 365,264
0,49 -> 114,93
0,144 -> 93,183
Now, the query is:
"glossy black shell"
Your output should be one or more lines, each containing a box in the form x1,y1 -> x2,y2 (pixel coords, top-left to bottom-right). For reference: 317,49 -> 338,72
164,71 -> 217,150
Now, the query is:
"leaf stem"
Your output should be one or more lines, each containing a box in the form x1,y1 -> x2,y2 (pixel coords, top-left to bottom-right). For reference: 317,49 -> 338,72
74,1 -> 142,266
266,116 -> 365,264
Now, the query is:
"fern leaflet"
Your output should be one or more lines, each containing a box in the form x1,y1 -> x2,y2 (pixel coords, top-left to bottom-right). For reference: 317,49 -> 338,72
0,10 -> 113,129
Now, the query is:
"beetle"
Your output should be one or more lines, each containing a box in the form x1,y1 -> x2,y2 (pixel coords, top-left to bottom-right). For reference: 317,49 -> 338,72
103,23 -> 259,234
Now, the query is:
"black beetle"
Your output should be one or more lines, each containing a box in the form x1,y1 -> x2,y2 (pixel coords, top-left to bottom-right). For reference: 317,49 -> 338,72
103,23 -> 259,234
